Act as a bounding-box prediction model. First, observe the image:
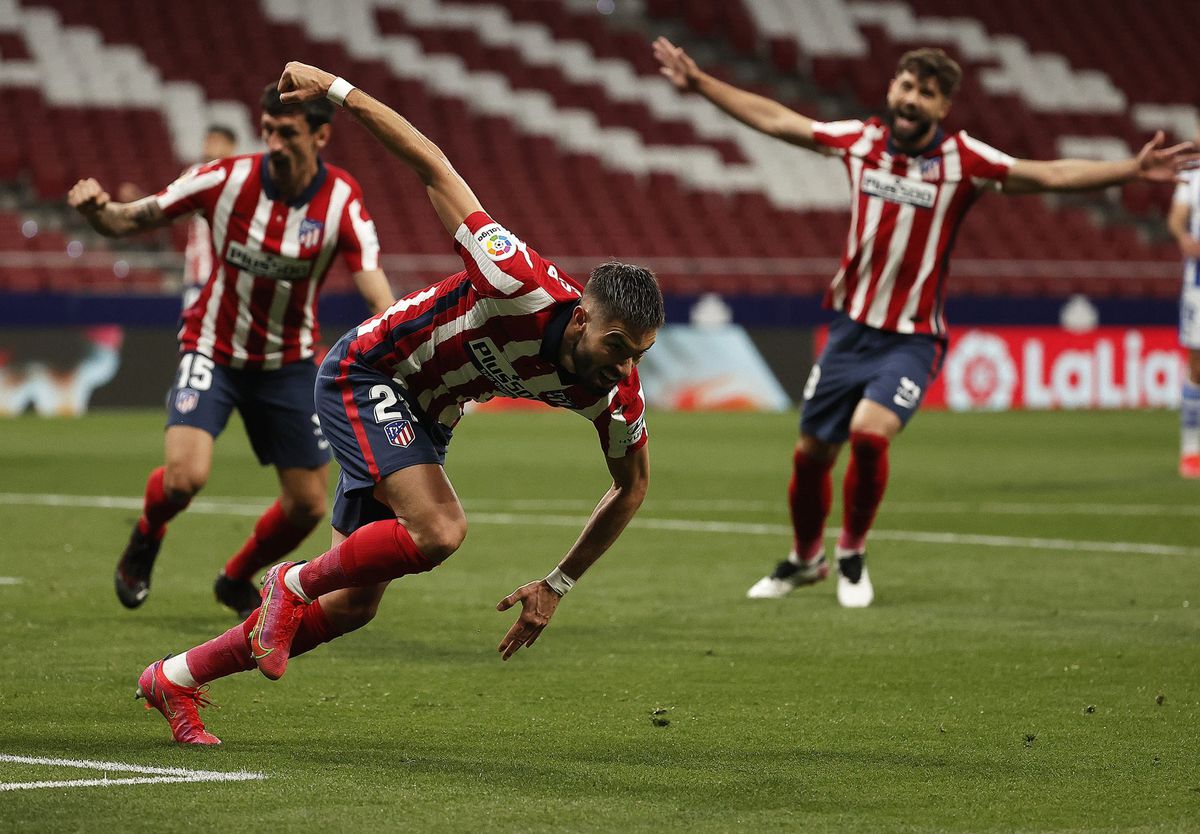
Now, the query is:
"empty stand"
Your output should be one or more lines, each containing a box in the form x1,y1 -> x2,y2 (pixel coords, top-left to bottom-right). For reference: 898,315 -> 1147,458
0,0 -> 1185,301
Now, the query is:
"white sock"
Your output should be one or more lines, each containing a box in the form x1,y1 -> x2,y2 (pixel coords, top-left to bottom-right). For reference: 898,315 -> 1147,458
835,545 -> 864,560
162,653 -> 199,688
787,548 -> 824,566
283,563 -> 311,602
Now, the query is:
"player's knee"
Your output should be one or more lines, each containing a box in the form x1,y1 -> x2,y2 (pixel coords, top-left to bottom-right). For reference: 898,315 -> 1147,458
283,495 -> 326,529
797,434 -> 839,463
848,430 -> 889,462
162,466 -> 206,501
412,516 -> 467,564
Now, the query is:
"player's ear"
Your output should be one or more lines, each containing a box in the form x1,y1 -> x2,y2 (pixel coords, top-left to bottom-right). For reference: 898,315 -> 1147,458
313,123 -> 331,150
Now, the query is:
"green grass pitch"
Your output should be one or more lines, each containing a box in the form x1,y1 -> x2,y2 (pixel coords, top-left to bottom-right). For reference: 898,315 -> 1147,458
0,408 -> 1196,832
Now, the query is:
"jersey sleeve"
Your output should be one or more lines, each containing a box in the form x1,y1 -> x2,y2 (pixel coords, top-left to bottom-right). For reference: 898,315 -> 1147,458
154,159 -> 230,220
338,188 -> 381,272
1173,172 -> 1197,205
810,119 -> 866,156
959,132 -> 1016,191
586,369 -> 649,459
453,210 -> 582,301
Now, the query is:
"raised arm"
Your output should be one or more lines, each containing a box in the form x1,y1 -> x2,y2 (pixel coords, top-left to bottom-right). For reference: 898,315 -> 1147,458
494,444 -> 650,661
1004,131 -> 1198,194
67,178 -> 171,238
277,61 -> 483,237
652,36 -> 820,151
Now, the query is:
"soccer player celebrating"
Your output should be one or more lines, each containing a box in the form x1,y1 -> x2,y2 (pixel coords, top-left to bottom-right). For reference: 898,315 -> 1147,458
132,62 -> 663,744
69,85 -> 394,619
1167,129 -> 1200,478
653,39 -> 1197,607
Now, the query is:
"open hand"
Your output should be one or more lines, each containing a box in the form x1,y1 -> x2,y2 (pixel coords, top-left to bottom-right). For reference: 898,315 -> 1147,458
652,36 -> 700,92
67,178 -> 110,215
277,61 -> 336,105
1136,130 -> 1200,183
495,580 -> 562,661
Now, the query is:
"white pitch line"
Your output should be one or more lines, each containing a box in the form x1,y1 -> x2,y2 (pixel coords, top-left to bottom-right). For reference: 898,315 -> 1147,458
0,754 -> 265,792
467,513 -> 1200,558
0,577 -> 23,585
0,493 -> 1195,558
1,492 -> 1197,518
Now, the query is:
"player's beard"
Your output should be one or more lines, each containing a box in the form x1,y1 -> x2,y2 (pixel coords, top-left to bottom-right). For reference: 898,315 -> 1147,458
885,105 -> 933,149
570,343 -> 620,395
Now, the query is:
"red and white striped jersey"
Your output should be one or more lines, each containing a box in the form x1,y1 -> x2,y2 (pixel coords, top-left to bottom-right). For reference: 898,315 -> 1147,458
347,211 -> 648,458
155,154 -> 381,370
812,117 -> 1015,337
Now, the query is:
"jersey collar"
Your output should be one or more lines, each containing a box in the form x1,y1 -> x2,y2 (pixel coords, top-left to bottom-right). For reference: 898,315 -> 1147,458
540,299 -> 582,377
260,156 -> 327,207
886,126 -> 945,158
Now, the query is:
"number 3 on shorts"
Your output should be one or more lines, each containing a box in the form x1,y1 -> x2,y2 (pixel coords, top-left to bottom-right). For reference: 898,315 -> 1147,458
177,353 -> 214,391
368,384 -> 408,423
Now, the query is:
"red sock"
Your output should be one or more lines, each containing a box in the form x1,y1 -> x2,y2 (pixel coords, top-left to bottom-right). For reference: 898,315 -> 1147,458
136,466 -> 190,539
184,615 -> 257,684
184,600 -> 343,684
789,447 -> 835,561
291,599 -> 341,658
838,431 -> 890,553
298,520 -> 436,599
223,500 -> 318,581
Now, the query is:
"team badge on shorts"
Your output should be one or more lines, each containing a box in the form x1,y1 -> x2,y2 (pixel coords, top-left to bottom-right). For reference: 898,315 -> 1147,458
175,388 -> 200,414
384,419 -> 415,448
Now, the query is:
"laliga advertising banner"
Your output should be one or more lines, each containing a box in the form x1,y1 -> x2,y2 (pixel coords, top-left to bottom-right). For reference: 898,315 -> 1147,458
927,326 -> 1187,411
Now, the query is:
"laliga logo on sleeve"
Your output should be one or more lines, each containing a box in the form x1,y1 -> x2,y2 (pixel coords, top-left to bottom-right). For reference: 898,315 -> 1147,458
475,222 -> 518,261
943,331 -> 1017,411
484,231 -> 514,260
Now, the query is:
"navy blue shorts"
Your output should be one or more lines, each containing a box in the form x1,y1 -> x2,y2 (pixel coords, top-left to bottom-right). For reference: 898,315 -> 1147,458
799,315 -> 943,444
165,352 -> 332,469
316,329 -> 452,535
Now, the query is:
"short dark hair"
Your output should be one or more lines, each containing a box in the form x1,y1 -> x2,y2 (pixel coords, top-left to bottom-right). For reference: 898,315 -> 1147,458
896,48 -> 962,97
260,82 -> 335,132
583,262 -> 664,333
205,123 -> 237,144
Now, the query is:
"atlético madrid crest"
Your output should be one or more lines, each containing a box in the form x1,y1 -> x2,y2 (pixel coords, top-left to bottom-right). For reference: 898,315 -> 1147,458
384,419 -> 415,448
298,217 -> 324,249
175,388 -> 200,414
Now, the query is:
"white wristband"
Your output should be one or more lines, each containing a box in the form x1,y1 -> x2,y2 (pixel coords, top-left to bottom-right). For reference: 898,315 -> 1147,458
327,76 -> 356,107
543,566 -> 576,596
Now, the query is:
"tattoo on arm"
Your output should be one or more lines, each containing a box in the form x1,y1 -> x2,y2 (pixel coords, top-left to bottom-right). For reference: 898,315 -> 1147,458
126,197 -> 165,230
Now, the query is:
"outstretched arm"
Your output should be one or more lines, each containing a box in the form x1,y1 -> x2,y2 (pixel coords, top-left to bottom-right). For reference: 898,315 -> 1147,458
1005,131 -> 1198,194
277,61 -> 483,237
652,36 -> 820,150
67,178 -> 171,238
495,444 -> 650,661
